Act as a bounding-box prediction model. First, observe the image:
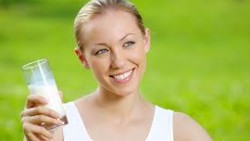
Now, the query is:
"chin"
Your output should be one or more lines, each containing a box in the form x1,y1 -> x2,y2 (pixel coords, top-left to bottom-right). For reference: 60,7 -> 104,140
112,76 -> 140,97
100,82 -> 140,97
115,86 -> 138,97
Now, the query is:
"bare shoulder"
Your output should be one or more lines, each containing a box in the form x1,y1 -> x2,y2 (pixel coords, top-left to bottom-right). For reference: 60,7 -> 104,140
173,112 -> 212,141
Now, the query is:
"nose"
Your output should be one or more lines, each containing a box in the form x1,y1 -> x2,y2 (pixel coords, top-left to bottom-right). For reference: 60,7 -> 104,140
110,48 -> 126,69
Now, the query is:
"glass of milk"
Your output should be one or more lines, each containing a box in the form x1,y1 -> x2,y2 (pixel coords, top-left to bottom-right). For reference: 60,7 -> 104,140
22,59 -> 68,129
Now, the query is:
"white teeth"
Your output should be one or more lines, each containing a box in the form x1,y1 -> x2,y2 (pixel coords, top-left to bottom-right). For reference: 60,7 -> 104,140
113,70 -> 132,80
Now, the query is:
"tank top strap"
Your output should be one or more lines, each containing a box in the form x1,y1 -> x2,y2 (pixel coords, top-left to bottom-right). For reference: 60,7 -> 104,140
146,106 -> 174,141
63,102 -> 93,141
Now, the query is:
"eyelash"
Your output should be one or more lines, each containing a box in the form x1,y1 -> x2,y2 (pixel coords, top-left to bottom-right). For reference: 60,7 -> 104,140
123,41 -> 135,48
95,48 -> 109,55
94,41 -> 135,55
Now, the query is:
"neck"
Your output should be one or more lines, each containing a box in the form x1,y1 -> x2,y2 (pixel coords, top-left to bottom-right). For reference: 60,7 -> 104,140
92,87 -> 147,119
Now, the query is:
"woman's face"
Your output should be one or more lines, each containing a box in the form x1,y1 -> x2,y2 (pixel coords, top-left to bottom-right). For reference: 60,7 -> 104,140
78,10 -> 150,96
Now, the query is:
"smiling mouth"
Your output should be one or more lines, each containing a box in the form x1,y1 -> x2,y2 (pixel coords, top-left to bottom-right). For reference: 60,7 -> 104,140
110,69 -> 134,82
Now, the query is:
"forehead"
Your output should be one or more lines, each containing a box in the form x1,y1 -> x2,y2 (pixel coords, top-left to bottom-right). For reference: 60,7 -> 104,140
81,10 -> 141,44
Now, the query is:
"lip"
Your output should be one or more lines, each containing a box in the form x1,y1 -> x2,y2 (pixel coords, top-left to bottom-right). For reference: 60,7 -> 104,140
109,68 -> 134,84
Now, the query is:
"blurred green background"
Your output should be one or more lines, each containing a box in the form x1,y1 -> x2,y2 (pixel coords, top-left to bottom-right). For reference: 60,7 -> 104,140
0,0 -> 249,140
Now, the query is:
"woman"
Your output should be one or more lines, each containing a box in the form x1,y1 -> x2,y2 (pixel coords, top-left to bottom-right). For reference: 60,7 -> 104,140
21,0 -> 212,140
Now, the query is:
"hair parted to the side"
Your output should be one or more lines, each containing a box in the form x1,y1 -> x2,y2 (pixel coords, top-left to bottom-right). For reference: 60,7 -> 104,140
74,0 -> 145,51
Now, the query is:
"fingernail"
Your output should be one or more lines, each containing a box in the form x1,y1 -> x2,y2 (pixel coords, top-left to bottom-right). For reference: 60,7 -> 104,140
57,118 -> 65,125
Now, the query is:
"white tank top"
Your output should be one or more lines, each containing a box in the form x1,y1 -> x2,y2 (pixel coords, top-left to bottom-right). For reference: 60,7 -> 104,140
63,102 -> 173,141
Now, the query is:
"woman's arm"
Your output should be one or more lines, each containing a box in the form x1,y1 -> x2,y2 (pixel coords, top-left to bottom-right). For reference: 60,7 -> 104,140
173,112 -> 212,141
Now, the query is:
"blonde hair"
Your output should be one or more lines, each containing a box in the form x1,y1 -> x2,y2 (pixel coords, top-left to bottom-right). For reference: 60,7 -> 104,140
74,0 -> 145,50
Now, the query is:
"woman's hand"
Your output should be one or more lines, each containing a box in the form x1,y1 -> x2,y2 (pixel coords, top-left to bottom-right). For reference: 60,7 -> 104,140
21,95 -> 64,141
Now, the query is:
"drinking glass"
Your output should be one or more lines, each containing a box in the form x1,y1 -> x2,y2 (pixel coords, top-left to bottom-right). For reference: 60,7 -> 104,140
22,59 -> 68,129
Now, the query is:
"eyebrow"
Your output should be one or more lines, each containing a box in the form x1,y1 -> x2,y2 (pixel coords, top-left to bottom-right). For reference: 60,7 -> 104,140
119,33 -> 135,41
94,33 -> 135,47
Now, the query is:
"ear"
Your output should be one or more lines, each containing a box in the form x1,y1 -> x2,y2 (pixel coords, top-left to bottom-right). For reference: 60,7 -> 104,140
144,28 -> 151,53
74,48 -> 90,69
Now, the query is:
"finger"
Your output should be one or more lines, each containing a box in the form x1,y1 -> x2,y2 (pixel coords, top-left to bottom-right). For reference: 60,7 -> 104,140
23,123 -> 53,139
25,133 -> 40,141
26,95 -> 48,109
37,134 -> 48,141
21,107 -> 60,119
22,115 -> 64,126
37,133 -> 53,141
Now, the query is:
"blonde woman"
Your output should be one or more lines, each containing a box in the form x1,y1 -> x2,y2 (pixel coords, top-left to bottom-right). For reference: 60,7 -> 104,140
21,0 -> 212,140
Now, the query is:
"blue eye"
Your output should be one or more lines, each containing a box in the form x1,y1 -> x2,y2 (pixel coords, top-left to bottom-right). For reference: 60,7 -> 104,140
95,49 -> 109,55
123,41 -> 135,48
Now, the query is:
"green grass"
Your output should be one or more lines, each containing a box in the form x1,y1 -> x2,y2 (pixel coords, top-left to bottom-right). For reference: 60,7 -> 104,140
0,0 -> 249,140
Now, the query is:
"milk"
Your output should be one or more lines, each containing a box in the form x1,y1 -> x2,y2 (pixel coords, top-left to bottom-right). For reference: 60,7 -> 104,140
28,84 -> 65,117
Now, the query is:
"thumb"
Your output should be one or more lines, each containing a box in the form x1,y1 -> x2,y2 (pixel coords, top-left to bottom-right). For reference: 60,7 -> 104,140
58,90 -> 63,100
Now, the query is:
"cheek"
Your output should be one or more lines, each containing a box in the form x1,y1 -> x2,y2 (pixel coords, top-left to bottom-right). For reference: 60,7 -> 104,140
130,44 -> 147,65
134,45 -> 148,76
89,58 -> 110,77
